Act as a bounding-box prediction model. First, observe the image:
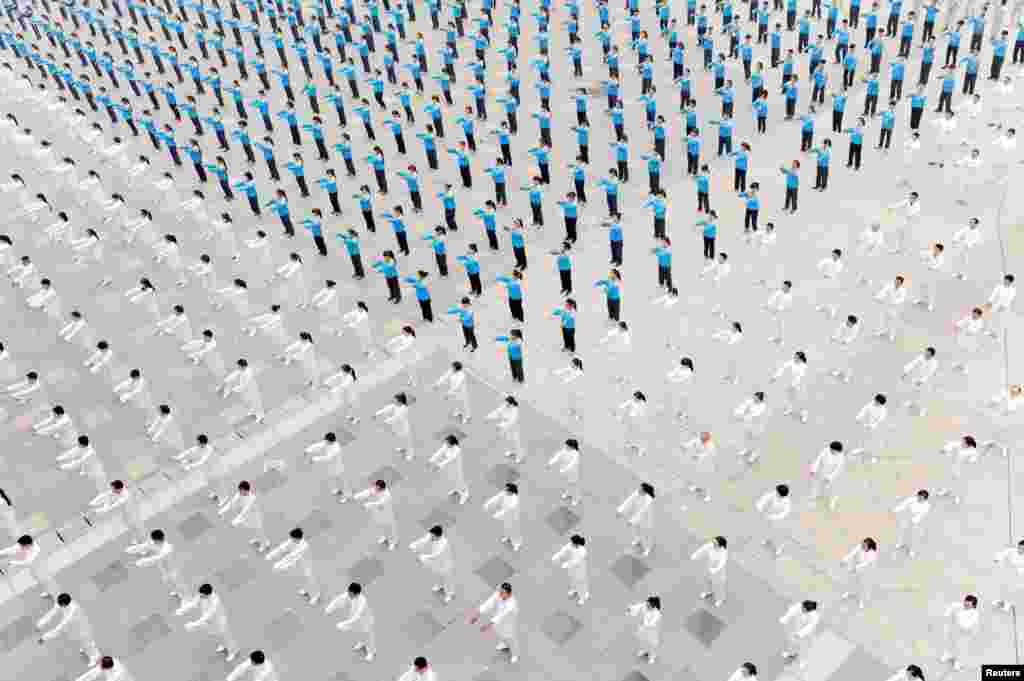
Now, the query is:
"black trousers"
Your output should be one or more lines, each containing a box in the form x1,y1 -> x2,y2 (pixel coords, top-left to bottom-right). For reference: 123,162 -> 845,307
847,142 -> 862,169
745,208 -> 759,232
395,231 -> 410,256
909,107 -> 922,129
734,169 -> 746,192
562,326 -> 576,352
435,252 -> 448,276
610,241 -> 623,265
313,234 -> 327,255
815,165 -> 829,189
658,265 -> 673,289
513,246 -> 527,271
509,298 -> 524,322
784,187 -> 798,211
418,298 -> 434,322
509,358 -> 524,383
469,272 -> 483,296
879,127 -> 892,149
607,297 -> 621,321
462,325 -> 478,349
565,217 -> 577,243
351,253 -> 365,277
703,236 -> 715,259
559,269 -> 572,294
697,192 -> 710,213
386,276 -> 401,301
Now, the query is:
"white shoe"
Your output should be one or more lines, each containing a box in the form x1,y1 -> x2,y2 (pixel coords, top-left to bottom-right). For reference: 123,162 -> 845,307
509,656 -> 519,664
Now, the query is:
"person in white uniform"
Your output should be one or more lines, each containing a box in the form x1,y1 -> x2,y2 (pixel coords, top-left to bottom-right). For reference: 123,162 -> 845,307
893,490 -> 932,558
326,582 -> 376,661
901,347 -> 939,415
757,484 -> 792,556
772,351 -> 809,421
74,656 -> 134,681
599,320 -> 633,385
883,664 -> 925,681
226,650 -> 278,681
89,480 -> 147,545
854,223 -> 886,286
553,534 -> 590,604
691,536 -> 728,607
992,540 -> 1024,612
484,483 -> 523,551
57,435 -> 107,495
951,307 -> 986,374
434,361 -> 472,422
266,528 -> 323,605
305,432 -> 353,502
397,657 -> 437,681
280,331 -> 320,387
0,534 -> 59,598
887,191 -> 921,254
126,529 -> 189,599
616,391 -> 650,457
487,395 -> 525,463
985,273 -> 1016,339
323,364 -> 360,425
183,330 -> 228,381
375,393 -> 415,460
146,405 -> 186,452
937,436 -> 978,505
951,218 -> 982,279
627,596 -> 663,664
179,583 -> 239,662
386,326 -> 421,388
712,321 -> 744,384
113,370 -> 154,414
355,480 -> 399,550
409,525 -> 456,602
809,441 -> 846,511
553,357 -> 586,422
735,391 -> 768,463
914,243 -> 946,312
941,595 -> 979,670
852,394 -> 889,464
36,592 -> 99,663
840,538 -> 879,608
217,481 -> 270,552
174,434 -> 224,502
472,582 -> 520,663
681,431 -> 717,502
814,249 -> 846,318
780,600 -> 820,666
547,438 -> 582,506
764,280 -> 794,344
829,315 -> 862,384
428,435 -> 469,504
220,359 -> 265,423
617,483 -> 656,557
727,662 -> 759,681
343,302 -> 376,359
665,357 -> 695,423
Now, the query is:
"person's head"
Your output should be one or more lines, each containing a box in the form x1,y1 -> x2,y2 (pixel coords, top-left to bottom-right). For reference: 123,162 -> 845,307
713,536 -> 728,550
916,489 -> 930,502
198,583 -> 214,598
740,662 -> 758,678
348,582 -> 363,597
150,529 -> 165,543
646,595 -> 661,610
250,651 -> 266,666
498,582 -> 513,599
873,394 -> 887,407
801,600 -> 818,613
640,482 -> 655,498
99,657 -> 115,670
238,480 -> 252,495
905,665 -> 924,681
963,594 -> 978,609
862,537 -> 878,552
504,482 -> 519,495
429,525 -> 444,540
413,657 -> 429,672
444,434 -> 459,447
374,479 -> 387,492
776,484 -> 790,498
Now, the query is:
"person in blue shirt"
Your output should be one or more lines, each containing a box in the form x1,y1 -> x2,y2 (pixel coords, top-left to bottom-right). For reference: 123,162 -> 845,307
447,142 -> 472,188
381,205 -> 410,256
918,36 -> 936,86
991,29 -> 1009,80
456,244 -> 483,296
944,22 -> 963,67
844,117 -> 866,169
960,51 -> 979,94
505,219 -> 529,271
495,329 -> 525,383
831,89 -> 849,132
812,139 -> 832,189
371,250 -> 402,304
780,159 -> 801,213
738,183 -> 761,233
497,267 -> 526,321
695,164 -> 712,213
267,188 -> 294,237
403,270 -> 434,322
437,183 -> 459,231
523,177 -> 546,226
422,226 -> 449,277
552,299 -> 577,352
255,136 -> 282,182
448,297 -> 478,350
643,190 -> 668,239
889,58 -> 906,99
286,153 -> 311,198
316,169 -> 342,215
484,158 -> 509,206
595,269 -> 623,322
936,66 -> 956,112
396,165 -> 422,212
302,208 -> 328,256
336,229 -> 366,279
652,236 -> 673,290
353,185 -> 375,233
908,86 -> 927,130
730,142 -> 752,192
367,146 -> 388,194
186,139 -> 206,183
556,192 -> 579,243
234,171 -> 261,216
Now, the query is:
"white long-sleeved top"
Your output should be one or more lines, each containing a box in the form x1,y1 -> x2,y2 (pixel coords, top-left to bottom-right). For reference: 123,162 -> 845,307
875,281 -> 908,306
952,225 -> 982,250
397,668 -> 437,681
600,327 -> 633,354
842,544 -> 878,571
553,542 -> 588,581
765,289 -> 793,312
893,496 -> 931,524
903,354 -> 939,382
329,592 -> 374,633
74,659 -> 133,681
990,283 -> 1017,311
811,447 -> 845,481
955,314 -> 984,336
757,491 -> 792,521
858,225 -> 885,251
185,593 -> 230,632
666,365 -> 694,386
734,398 -> 767,422
691,542 -> 728,574
376,403 -> 411,436
548,446 -> 580,482
856,402 -> 888,429
226,658 -> 278,681
435,368 -> 469,400
38,601 -> 92,641
817,256 -> 844,279
628,602 -> 662,646
942,439 -> 979,464
617,490 -> 653,529
772,359 -> 807,388
218,491 -> 263,530
920,248 -> 945,271
478,592 -> 519,639
943,603 -> 980,633
306,439 -> 344,475
486,403 -> 520,432
832,320 -> 861,345
994,547 -> 1024,575
890,198 -> 922,220
780,602 -> 821,639
484,491 -> 521,525
354,488 -> 396,526
410,534 -> 455,575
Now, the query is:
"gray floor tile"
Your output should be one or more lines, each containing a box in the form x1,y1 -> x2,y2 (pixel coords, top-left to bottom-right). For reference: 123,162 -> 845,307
0,614 -> 37,653
474,555 -> 517,587
622,672 -> 652,681
265,609 -> 303,650
545,506 -> 581,535
420,507 -> 458,531
298,508 -> 334,537
367,465 -> 404,487
92,559 -> 132,592
255,468 -> 288,493
122,613 -> 173,656
542,610 -> 583,646
684,609 -> 727,648
486,463 -> 521,488
177,512 -> 215,541
472,672 -> 502,681
214,559 -> 261,592
330,673 -> 357,681
347,557 -> 386,586
333,429 -> 357,446
609,555 -> 651,590
831,645 -> 894,681
401,610 -> 445,646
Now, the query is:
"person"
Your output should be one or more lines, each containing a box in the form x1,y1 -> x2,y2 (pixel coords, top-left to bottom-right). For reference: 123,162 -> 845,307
691,536 -> 728,607
682,432 -> 717,502
852,394 -> 889,463
893,490 -> 931,557
941,595 -> 979,670
217,481 -> 270,552
764,281 -> 794,344
874,276 -> 908,340
471,582 -> 520,663
937,436 -> 979,505
809,441 -> 846,510
902,348 -> 939,414
305,433 -> 353,502
599,321 -> 633,385
487,395 -> 525,463
409,526 -> 456,602
266,528 -> 323,605
951,307 -> 985,374
547,439 -> 582,506
840,538 -> 879,608
727,663 -> 759,681
354,480 -> 398,550
617,391 -> 650,457
484,483 -> 523,551
553,535 -> 590,604
428,435 -> 469,504
992,540 -> 1024,611
397,657 -> 436,681
772,351 -> 809,422
666,357 -> 695,422
757,484 -> 792,556
126,530 -> 189,599
226,650 -> 278,681
179,583 -> 239,661
220,359 -> 265,423
735,391 -> 768,463
434,361 -> 471,422
36,592 -> 99,663
627,596 -> 662,663
617,483 -> 656,557
74,656 -> 135,681
780,600 -> 820,665
326,582 -> 376,661
386,326 -> 420,387
375,393 -> 414,460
